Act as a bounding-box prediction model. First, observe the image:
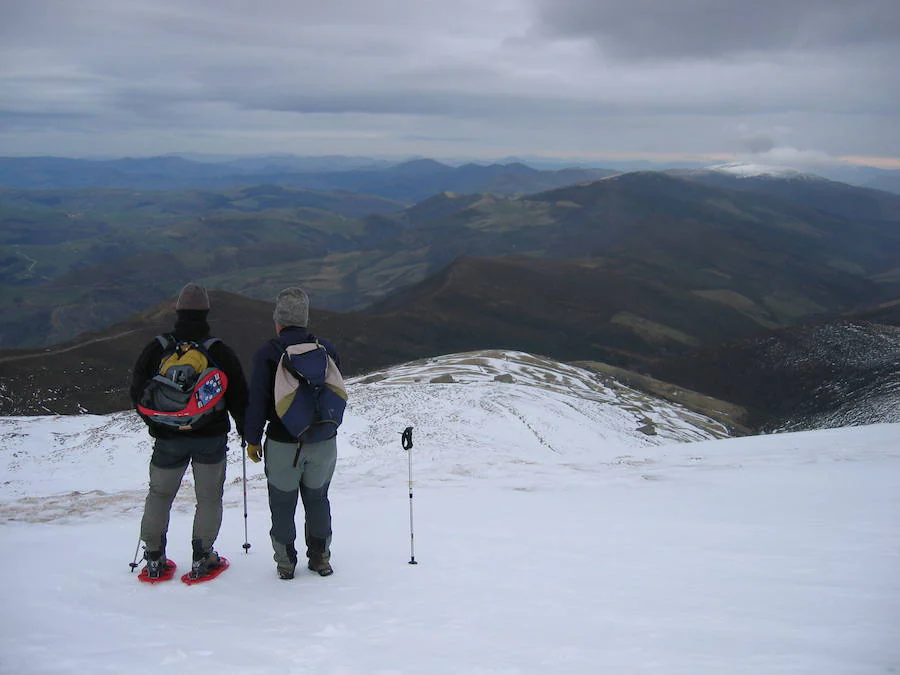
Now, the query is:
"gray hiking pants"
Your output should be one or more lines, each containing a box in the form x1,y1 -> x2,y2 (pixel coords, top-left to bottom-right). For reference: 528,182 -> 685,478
139,435 -> 227,555
264,437 -> 337,567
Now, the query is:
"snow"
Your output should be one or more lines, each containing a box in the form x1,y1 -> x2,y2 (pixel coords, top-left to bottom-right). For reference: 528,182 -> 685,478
707,162 -> 818,179
1,350 -> 898,674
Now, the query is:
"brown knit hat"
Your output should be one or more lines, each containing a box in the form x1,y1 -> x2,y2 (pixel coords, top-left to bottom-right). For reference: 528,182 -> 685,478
175,283 -> 210,311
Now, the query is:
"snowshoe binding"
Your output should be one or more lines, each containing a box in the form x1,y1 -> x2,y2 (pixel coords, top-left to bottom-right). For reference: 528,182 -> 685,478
138,551 -> 177,584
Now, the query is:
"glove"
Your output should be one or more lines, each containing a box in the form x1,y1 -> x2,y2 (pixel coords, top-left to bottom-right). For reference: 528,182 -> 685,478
247,444 -> 263,463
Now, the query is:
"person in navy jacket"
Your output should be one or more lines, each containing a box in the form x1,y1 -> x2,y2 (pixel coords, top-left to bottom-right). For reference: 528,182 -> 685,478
244,287 -> 342,579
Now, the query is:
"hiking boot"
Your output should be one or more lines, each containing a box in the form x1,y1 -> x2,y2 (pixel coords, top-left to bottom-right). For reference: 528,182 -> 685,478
190,540 -> 221,579
308,553 -> 333,577
144,550 -> 170,579
272,537 -> 298,580
190,549 -> 220,578
305,534 -> 333,576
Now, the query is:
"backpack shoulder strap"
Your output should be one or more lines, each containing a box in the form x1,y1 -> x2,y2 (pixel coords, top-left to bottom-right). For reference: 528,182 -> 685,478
270,339 -> 305,383
194,337 -> 223,368
269,339 -> 290,370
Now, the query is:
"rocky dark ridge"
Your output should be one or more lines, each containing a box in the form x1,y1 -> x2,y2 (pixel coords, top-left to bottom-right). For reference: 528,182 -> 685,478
645,317 -> 900,431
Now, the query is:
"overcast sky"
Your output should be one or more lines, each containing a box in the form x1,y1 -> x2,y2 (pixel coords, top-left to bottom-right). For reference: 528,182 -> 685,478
2,0 -> 899,166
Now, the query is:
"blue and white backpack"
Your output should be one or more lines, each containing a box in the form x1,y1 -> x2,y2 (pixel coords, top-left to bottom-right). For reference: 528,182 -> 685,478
271,339 -> 347,444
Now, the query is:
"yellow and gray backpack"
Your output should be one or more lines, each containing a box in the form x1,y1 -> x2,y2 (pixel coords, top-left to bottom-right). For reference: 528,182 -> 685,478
137,335 -> 228,431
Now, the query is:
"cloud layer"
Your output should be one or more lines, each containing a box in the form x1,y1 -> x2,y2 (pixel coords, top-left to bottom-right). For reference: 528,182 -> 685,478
1,0 -> 898,164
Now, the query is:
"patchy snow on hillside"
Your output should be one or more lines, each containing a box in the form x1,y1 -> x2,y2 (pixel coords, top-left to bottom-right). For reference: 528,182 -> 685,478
1,351 -> 898,674
758,323 -> 900,431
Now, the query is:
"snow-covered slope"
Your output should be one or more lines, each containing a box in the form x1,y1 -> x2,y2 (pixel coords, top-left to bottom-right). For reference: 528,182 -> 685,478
1,351 -> 898,674
0,350 -> 732,510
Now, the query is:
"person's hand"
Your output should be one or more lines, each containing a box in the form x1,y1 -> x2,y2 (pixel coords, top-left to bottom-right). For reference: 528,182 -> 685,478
247,444 -> 263,463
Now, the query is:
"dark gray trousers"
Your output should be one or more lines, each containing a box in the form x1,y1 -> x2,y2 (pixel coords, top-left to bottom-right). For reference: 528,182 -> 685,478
139,435 -> 227,554
264,437 -> 337,568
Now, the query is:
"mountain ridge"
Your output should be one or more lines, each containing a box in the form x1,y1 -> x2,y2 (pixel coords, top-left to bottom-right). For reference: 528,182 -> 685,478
2,278 -> 896,434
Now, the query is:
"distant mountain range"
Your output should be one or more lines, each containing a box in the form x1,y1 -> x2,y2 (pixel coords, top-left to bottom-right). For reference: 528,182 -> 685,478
0,156 -> 615,201
3,154 -> 899,194
4,168 -> 899,350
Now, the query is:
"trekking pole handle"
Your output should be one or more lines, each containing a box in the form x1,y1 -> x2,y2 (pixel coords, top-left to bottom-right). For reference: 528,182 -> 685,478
401,426 -> 413,451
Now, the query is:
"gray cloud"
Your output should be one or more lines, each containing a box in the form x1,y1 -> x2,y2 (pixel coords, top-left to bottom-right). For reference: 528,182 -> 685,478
0,0 -> 898,165
740,135 -> 777,155
532,0 -> 900,60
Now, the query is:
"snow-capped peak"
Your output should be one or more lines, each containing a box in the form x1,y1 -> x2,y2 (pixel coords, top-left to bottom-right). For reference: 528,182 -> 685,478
706,161 -> 821,180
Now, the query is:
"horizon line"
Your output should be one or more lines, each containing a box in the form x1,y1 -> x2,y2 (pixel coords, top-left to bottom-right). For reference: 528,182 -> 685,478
1,151 -> 899,170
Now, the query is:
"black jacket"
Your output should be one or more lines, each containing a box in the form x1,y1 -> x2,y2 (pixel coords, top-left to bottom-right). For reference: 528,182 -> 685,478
244,326 -> 342,445
129,311 -> 248,439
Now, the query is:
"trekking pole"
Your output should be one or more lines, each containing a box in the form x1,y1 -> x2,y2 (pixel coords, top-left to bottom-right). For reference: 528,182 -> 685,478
241,439 -> 251,553
129,537 -> 143,573
402,426 -> 417,565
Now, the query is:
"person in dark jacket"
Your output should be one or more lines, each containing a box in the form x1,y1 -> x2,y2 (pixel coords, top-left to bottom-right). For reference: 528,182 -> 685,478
244,287 -> 342,580
130,283 -> 248,579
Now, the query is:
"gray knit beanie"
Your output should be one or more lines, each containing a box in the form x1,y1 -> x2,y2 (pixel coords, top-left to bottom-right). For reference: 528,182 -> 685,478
273,287 -> 309,327
175,283 -> 210,311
